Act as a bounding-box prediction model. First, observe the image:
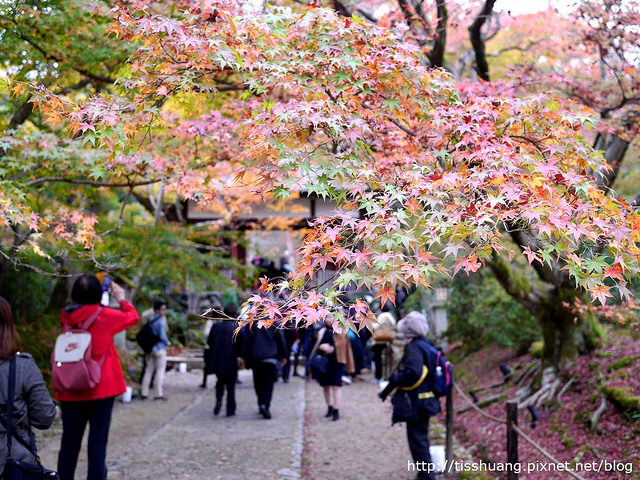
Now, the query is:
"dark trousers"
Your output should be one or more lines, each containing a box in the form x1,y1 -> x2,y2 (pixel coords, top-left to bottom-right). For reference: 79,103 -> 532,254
406,418 -> 435,480
252,362 -> 277,408
215,373 -> 237,414
372,344 -> 385,380
282,357 -> 292,381
282,337 -> 296,381
58,396 -> 115,480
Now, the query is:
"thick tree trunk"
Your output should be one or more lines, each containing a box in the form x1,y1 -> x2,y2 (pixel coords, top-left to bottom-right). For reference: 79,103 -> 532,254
489,253 -> 603,369
468,0 -> 496,81
536,290 -> 602,368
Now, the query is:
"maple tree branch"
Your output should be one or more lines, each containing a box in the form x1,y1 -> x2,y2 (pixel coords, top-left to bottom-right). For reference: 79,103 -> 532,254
508,227 -> 565,286
331,0 -> 352,17
98,187 -> 134,238
329,0 -> 377,24
487,248 -> 550,312
8,99 -> 34,131
22,177 -> 162,188
487,40 -> 540,58
509,135 -> 547,157
354,7 -> 378,23
5,79 -> 91,135
598,45 -> 627,114
396,0 -> 430,51
601,95 -> 640,119
13,28 -> 113,84
483,10 -> 500,41
595,134 -> 630,189
468,0 -> 496,81
387,116 -> 418,137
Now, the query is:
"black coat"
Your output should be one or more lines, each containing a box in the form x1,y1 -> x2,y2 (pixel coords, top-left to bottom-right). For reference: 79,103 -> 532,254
388,337 -> 441,418
205,321 -> 238,377
239,324 -> 286,369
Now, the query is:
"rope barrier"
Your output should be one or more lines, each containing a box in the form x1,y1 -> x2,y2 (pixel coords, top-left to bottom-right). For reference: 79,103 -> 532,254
453,382 -> 505,424
512,425 -> 587,480
453,382 -> 588,480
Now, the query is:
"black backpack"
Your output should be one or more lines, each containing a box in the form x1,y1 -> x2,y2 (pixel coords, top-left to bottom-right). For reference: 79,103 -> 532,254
136,316 -> 162,353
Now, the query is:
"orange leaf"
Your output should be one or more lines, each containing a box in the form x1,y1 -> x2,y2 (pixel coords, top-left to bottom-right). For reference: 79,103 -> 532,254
374,284 -> 396,308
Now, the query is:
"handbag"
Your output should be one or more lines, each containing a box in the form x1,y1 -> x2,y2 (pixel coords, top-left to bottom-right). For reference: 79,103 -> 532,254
372,327 -> 396,342
391,389 -> 419,424
307,354 -> 329,377
1,357 -> 59,480
306,328 -> 328,378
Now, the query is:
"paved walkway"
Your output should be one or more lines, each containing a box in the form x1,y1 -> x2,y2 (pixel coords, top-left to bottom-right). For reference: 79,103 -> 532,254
35,369 -> 469,479
37,369 -> 305,480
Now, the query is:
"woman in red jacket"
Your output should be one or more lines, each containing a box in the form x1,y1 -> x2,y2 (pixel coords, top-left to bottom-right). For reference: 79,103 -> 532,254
56,274 -> 139,480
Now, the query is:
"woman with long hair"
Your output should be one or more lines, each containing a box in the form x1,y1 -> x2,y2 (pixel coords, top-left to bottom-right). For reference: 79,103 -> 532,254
0,296 -> 57,472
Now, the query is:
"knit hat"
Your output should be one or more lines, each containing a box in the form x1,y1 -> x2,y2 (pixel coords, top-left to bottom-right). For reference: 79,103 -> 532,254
375,312 -> 396,329
397,311 -> 429,338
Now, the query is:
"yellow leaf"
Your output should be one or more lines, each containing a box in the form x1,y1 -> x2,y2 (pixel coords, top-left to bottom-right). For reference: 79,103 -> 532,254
490,175 -> 505,186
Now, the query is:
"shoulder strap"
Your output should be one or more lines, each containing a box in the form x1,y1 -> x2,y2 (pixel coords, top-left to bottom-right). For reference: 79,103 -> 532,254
309,327 -> 327,358
79,306 -> 104,331
2,357 -> 38,458
5,356 -> 15,454
77,307 -> 108,367
63,306 -> 103,332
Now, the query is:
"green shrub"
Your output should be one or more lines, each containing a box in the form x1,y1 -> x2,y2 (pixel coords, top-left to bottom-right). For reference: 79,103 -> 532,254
446,272 -> 540,353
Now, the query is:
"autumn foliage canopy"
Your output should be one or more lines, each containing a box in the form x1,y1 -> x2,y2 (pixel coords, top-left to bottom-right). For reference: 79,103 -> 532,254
3,0 -> 640,330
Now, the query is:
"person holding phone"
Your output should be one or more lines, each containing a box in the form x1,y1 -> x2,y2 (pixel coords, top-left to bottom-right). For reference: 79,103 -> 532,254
56,274 -> 139,480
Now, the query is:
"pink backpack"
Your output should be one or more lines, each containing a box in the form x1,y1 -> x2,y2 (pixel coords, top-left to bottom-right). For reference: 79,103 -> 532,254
52,307 -> 105,392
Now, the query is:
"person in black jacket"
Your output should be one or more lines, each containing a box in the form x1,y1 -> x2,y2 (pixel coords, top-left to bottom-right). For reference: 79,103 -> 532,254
239,321 -> 286,419
379,312 -> 440,480
206,303 -> 240,417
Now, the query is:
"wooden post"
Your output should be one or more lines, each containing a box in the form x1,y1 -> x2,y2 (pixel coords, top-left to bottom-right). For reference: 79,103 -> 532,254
506,401 -> 518,480
445,392 -> 453,462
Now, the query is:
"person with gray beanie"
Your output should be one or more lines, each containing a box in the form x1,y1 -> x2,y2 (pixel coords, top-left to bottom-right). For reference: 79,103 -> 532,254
378,311 -> 441,480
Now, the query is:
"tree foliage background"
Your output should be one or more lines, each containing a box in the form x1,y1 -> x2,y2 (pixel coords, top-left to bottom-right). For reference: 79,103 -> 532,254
1,0 -> 639,369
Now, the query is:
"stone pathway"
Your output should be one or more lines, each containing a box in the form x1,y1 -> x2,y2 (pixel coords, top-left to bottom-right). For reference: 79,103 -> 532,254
302,376 -> 456,480
37,369 -> 305,480
35,369 -> 472,479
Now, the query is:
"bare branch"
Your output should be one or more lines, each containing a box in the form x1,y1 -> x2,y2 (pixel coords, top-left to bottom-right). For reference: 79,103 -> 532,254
22,177 -> 162,188
98,187 -> 134,238
14,28 -> 113,84
487,40 -> 540,58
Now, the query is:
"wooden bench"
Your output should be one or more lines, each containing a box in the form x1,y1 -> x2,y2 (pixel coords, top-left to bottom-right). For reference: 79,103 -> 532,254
165,349 -> 205,370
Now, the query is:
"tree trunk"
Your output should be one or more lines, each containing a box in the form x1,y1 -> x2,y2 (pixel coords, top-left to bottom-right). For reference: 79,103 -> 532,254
536,290 -> 602,368
46,266 -> 71,314
489,253 -> 603,369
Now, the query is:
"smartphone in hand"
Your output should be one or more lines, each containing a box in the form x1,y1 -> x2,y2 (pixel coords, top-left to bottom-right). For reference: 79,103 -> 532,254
102,276 -> 112,291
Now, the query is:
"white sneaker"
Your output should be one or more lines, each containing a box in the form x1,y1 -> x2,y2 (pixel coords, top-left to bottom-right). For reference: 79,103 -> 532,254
341,376 -> 352,385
